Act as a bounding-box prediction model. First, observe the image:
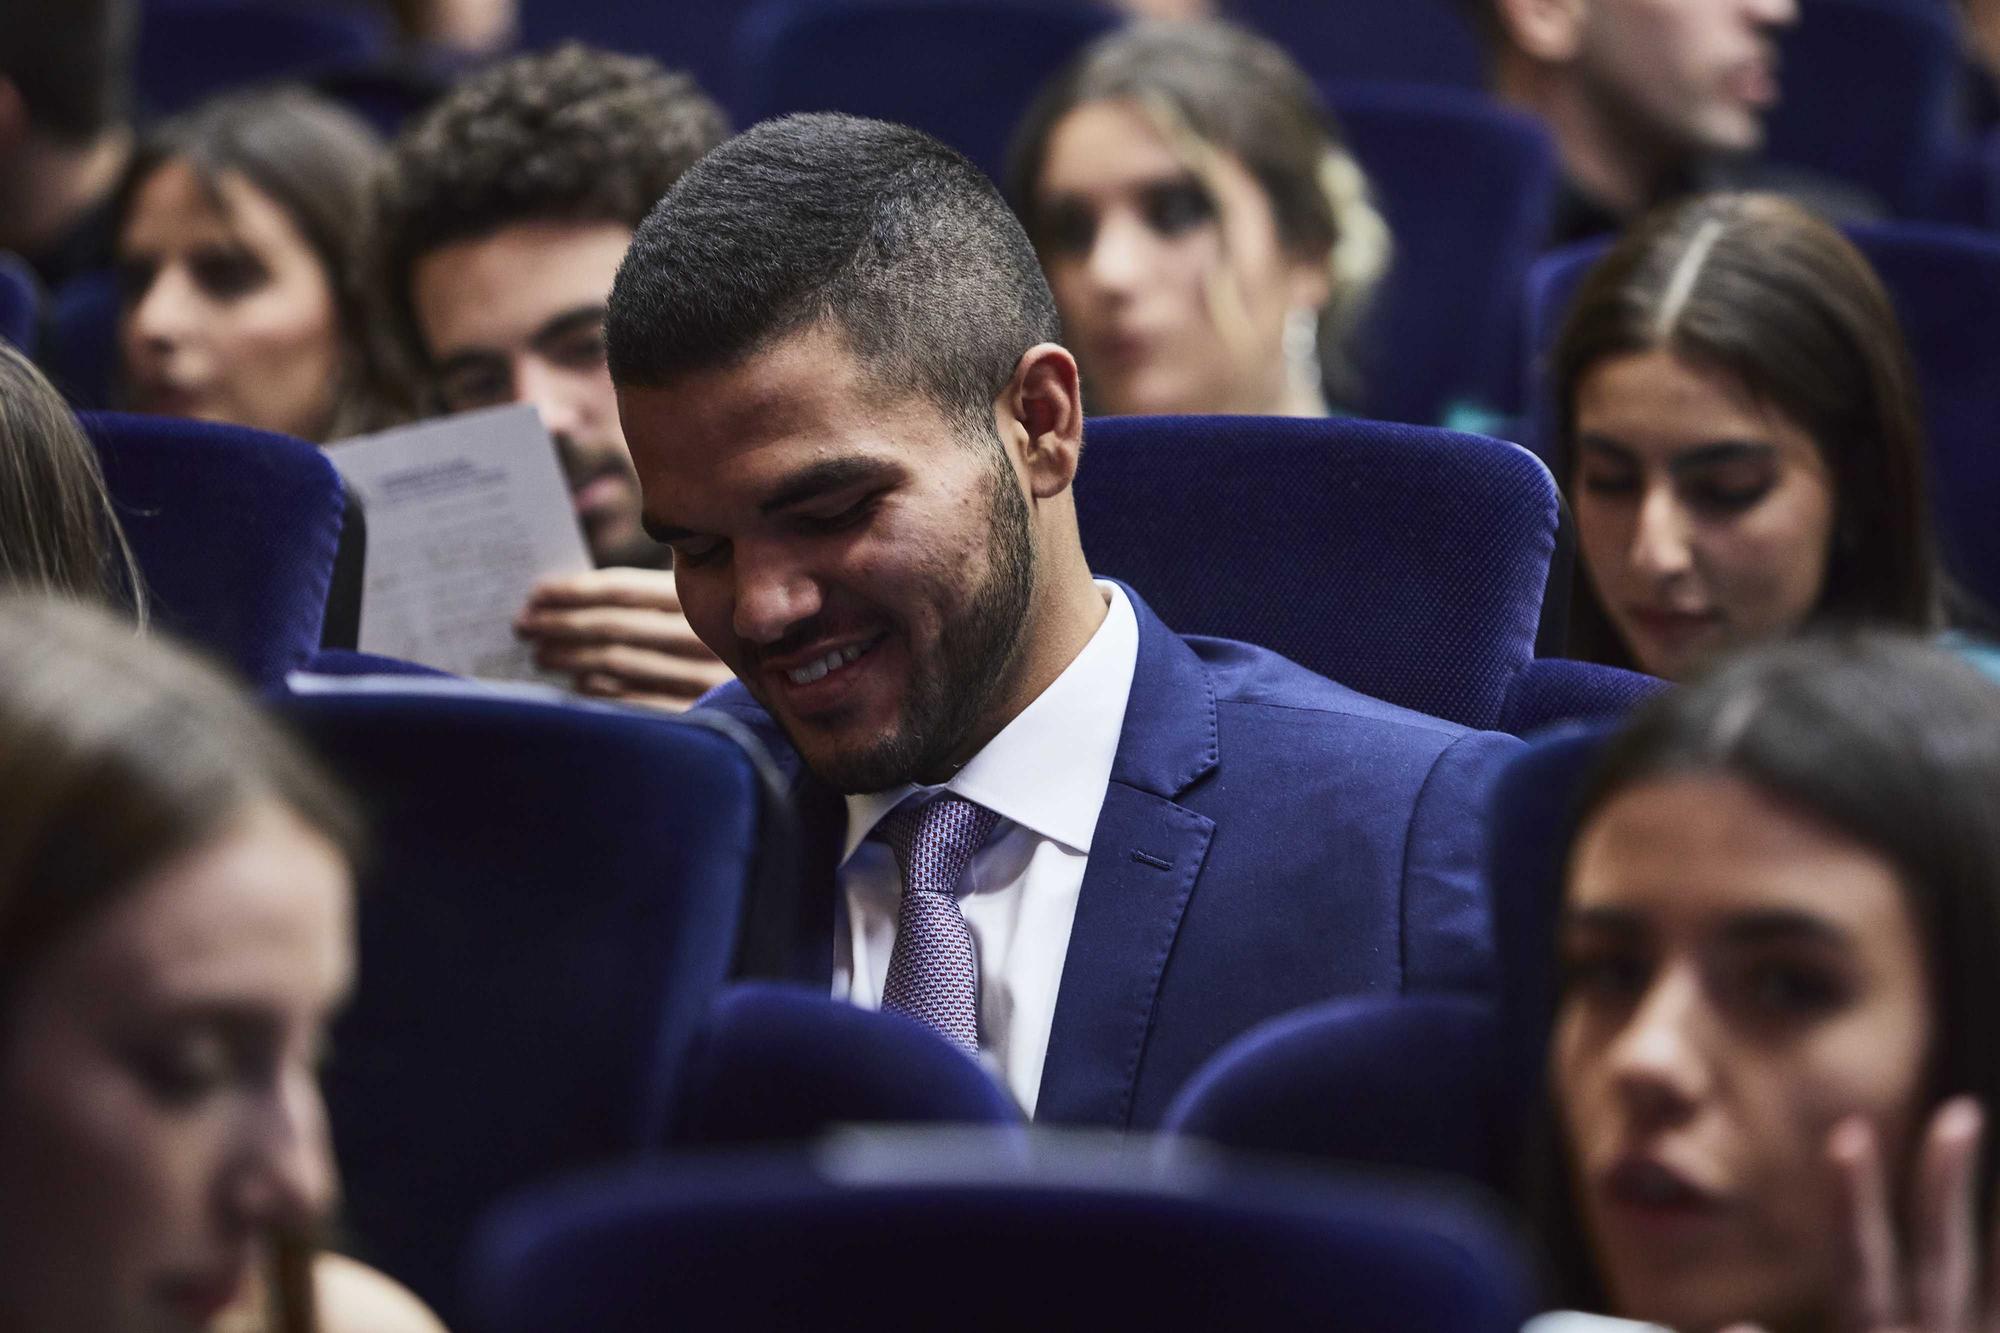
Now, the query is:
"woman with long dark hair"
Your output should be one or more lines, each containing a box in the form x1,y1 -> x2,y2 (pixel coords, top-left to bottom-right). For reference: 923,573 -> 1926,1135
1544,633 -> 2000,1331
1549,193 -> 1943,680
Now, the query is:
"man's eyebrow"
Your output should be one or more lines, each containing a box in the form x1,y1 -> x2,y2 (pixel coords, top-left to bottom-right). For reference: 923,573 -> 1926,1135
758,457 -> 900,515
643,516 -> 697,545
1575,434 -> 1637,463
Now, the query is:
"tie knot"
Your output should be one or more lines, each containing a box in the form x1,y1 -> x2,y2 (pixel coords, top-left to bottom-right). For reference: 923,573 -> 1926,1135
875,794 -> 1001,899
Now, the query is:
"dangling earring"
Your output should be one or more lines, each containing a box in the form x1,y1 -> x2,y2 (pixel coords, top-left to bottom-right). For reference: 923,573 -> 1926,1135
1283,306 -> 1327,415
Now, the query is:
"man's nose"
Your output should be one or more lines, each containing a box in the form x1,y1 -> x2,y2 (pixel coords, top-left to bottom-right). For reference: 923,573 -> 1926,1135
516,357 -> 587,446
731,542 -> 825,647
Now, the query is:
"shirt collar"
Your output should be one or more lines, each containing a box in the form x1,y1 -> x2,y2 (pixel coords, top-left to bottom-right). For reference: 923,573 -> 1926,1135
840,581 -> 1140,864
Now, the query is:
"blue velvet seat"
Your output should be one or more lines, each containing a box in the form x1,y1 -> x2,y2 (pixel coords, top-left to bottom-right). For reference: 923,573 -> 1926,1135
136,0 -> 390,115
1486,724 -> 1617,1130
1333,82 -> 1561,425
464,1135 -> 1536,1331
1072,413 -> 1558,730
83,411 -> 348,689
1163,993 -> 1508,1190
1523,222 -> 2000,611
1497,657 -> 1667,735
1228,0 -> 1485,88
1762,0 -> 1964,216
0,251 -> 37,354
731,0 -> 1122,183
670,982 -> 1024,1145
278,690 -> 791,1324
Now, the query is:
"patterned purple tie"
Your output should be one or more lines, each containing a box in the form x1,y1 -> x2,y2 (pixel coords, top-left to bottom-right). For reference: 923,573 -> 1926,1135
874,794 -> 1002,1052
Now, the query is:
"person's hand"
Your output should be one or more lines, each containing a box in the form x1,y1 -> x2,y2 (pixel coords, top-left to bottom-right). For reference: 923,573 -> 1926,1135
1723,1097 -> 1991,1333
515,567 -> 734,712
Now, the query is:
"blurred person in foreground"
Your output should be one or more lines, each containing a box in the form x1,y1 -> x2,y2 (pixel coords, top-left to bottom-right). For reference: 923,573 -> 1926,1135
0,598 -> 440,1332
607,111 -> 1519,1126
1542,633 -> 2000,1333
371,43 -> 731,709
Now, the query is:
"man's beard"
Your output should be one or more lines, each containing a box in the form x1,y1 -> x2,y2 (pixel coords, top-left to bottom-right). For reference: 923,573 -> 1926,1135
807,447 -> 1036,794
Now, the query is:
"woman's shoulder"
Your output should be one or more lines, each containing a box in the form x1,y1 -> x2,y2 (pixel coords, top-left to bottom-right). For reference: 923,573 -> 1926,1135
314,1253 -> 448,1333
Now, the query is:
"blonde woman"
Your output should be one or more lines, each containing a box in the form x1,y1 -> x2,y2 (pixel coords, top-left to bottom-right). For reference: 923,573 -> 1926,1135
1006,20 -> 1391,418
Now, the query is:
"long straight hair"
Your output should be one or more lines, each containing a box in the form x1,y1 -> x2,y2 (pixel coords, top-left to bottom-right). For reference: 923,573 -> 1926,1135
1549,193 -> 1942,667
0,344 -> 146,621
1536,633 -> 2000,1312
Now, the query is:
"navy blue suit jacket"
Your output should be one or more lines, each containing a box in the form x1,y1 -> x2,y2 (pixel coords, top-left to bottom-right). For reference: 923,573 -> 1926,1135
702,587 -> 1521,1129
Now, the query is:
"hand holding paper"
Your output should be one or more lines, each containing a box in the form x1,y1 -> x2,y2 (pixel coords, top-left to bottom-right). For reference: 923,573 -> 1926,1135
517,567 -> 734,711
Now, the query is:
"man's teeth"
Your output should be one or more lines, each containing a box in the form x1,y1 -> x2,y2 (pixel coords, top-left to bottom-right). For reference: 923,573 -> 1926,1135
786,641 -> 871,685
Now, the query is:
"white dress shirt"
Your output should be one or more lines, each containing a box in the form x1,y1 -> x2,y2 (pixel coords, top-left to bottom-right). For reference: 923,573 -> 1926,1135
833,581 -> 1139,1116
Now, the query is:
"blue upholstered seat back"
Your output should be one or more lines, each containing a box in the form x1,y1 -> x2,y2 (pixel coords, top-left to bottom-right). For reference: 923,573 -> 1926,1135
1074,413 -> 1558,729
84,411 -> 346,688
466,1137 -> 1535,1331
280,691 -> 785,1322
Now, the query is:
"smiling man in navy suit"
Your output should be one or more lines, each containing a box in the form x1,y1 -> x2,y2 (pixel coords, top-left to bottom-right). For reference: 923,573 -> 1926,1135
605,112 -> 1521,1129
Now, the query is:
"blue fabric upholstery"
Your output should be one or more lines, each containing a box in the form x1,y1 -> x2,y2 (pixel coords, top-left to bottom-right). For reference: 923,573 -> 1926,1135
516,0 -> 749,118
0,251 -> 37,353
1498,657 -> 1667,736
671,982 -> 1024,1145
44,269 -> 119,410
1849,222 -> 2000,608
1524,223 -> 2000,610
83,411 -> 346,689
1486,724 -> 1616,1137
1333,83 -> 1561,424
1229,0 -> 1485,88
731,0 -> 1122,183
465,1139 -> 1536,1331
1762,0 -> 1963,216
136,0 -> 390,115
1163,994 -> 1507,1190
278,692 -> 785,1323
293,649 -> 453,679
1072,414 -> 1558,729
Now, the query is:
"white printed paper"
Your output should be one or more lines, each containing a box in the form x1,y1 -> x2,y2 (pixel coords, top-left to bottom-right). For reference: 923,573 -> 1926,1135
328,404 -> 592,679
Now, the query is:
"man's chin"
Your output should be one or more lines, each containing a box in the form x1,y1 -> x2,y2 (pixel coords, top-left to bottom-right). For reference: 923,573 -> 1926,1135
792,730 -> 924,795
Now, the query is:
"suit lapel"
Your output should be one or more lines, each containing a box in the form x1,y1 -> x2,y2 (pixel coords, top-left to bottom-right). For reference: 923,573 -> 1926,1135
1033,589 -> 1219,1126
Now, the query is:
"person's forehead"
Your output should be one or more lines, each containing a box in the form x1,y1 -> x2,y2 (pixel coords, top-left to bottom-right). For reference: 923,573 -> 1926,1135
412,218 -> 631,353
1570,773 -> 1907,932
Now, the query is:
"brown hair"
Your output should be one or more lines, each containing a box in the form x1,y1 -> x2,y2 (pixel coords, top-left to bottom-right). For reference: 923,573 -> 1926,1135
1005,19 -> 1391,403
0,597 -> 360,1003
117,87 -> 402,437
371,43 -> 728,393
1550,192 -> 1942,667
0,344 -> 145,621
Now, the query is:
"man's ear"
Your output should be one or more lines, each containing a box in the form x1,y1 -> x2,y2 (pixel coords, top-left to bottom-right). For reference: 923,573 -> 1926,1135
998,342 -> 1083,500
1495,0 -> 1589,62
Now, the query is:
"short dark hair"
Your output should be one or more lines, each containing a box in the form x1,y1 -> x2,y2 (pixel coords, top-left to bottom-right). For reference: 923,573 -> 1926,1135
118,87 -> 389,438
1539,633 -> 2000,1298
372,42 -> 728,374
606,112 -> 1062,431
0,0 -> 135,142
1550,192 -> 1942,666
